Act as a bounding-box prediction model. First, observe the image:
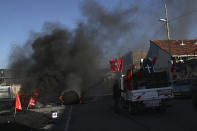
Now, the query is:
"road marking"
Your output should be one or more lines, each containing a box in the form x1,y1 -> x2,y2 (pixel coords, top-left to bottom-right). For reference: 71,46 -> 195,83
64,106 -> 73,131
87,94 -> 112,97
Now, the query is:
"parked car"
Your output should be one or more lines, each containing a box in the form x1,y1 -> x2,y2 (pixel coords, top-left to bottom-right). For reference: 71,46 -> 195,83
171,78 -> 193,98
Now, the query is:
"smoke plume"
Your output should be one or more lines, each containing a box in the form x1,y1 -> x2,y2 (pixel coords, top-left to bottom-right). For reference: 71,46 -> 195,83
9,23 -> 103,96
9,0 -> 197,96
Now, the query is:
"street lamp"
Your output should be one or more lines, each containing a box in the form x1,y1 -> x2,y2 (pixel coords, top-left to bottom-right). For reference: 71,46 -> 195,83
159,19 -> 167,22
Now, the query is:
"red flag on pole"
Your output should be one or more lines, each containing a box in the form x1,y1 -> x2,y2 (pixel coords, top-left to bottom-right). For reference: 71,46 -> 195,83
28,96 -> 36,108
15,92 -> 22,112
109,58 -> 123,71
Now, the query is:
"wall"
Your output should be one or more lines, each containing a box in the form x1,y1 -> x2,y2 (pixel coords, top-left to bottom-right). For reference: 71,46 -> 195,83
122,50 -> 148,74
0,86 -> 11,99
122,51 -> 133,73
147,42 -> 170,72
132,50 -> 148,69
10,84 -> 21,98
0,84 -> 21,99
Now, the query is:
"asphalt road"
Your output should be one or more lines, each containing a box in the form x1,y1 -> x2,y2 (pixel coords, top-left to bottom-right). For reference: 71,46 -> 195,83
65,96 -> 197,131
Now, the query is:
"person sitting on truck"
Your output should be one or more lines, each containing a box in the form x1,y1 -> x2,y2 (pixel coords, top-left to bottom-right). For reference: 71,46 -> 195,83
125,68 -> 134,90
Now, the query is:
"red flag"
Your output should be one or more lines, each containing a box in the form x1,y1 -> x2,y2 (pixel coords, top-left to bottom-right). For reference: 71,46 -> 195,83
109,58 -> 123,71
28,96 -> 36,108
15,92 -> 22,111
152,56 -> 157,65
125,69 -> 133,90
126,69 -> 132,80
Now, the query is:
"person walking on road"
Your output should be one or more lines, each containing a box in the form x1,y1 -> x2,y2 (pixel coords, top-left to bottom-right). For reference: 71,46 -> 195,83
192,90 -> 197,110
113,79 -> 122,113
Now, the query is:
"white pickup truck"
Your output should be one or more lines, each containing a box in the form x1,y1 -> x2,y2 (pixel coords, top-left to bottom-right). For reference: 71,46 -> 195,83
120,74 -> 174,113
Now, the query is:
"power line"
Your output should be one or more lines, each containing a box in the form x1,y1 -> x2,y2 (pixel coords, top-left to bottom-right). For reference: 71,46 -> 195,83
152,24 -> 165,39
169,8 -> 197,23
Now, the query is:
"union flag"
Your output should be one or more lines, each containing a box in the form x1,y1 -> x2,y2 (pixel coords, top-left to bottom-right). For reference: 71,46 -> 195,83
109,58 -> 123,71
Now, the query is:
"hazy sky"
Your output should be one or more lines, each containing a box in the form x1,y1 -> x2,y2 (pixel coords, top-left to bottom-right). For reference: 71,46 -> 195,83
0,0 -> 127,68
1,0 -> 197,68
0,0 -> 80,68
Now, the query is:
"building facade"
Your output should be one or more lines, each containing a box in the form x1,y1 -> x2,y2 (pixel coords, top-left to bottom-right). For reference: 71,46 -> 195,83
147,39 -> 197,79
122,50 -> 148,73
0,69 -> 23,98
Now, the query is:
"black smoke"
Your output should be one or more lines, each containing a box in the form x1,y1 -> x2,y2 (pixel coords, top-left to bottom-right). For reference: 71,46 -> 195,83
9,0 -> 197,96
80,0 -> 197,57
9,23 -> 103,97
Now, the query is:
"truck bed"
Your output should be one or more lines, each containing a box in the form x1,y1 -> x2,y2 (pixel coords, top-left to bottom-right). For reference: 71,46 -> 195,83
131,87 -> 173,101
122,86 -> 173,102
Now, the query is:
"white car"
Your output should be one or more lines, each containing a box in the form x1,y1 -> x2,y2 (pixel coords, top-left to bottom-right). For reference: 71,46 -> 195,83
171,79 -> 193,98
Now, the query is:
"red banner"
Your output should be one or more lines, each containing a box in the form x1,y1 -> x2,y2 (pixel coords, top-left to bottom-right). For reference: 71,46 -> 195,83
109,58 -> 123,71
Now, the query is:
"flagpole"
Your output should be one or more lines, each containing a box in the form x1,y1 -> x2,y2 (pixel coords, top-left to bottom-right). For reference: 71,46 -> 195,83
121,57 -> 123,76
14,92 -> 22,121
14,107 -> 16,121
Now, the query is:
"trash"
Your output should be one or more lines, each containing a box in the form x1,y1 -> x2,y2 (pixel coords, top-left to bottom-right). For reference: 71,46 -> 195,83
51,110 -> 57,120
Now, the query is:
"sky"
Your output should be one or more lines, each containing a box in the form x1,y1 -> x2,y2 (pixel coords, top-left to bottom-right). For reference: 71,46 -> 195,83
0,0 -> 124,68
0,0 -> 83,68
1,0 -> 197,68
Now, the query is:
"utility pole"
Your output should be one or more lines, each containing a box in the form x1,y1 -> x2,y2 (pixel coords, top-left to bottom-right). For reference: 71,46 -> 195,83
160,3 -> 172,81
164,4 -> 171,55
165,3 -> 172,81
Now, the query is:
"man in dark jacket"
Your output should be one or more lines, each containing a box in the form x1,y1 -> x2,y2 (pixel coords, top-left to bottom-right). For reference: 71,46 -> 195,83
192,89 -> 197,111
113,79 -> 122,113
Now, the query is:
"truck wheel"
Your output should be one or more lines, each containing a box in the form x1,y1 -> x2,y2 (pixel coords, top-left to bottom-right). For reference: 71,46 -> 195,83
158,101 -> 167,112
128,102 -> 132,113
120,97 -> 128,109
128,103 -> 137,114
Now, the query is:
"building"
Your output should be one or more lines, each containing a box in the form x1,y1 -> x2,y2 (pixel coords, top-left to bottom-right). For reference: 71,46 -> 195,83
0,69 -> 23,98
0,69 -> 23,85
122,50 -> 148,73
147,39 -> 197,79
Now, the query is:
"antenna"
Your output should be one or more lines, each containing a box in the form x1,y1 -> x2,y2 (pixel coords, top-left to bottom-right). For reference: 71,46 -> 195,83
180,40 -> 185,46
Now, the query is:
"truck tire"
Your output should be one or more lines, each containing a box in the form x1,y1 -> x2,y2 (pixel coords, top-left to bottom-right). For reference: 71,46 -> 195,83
128,102 -> 132,113
128,102 -> 137,114
158,101 -> 167,112
120,97 -> 128,109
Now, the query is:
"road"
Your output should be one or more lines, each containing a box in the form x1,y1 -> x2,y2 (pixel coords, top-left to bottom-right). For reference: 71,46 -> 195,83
64,96 -> 197,131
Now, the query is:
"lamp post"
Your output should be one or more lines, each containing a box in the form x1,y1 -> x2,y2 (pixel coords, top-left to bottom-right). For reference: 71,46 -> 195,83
160,3 -> 172,81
